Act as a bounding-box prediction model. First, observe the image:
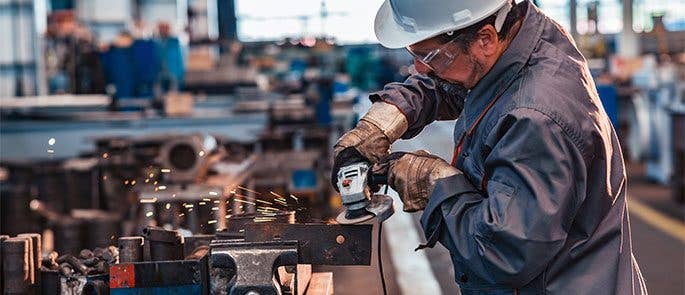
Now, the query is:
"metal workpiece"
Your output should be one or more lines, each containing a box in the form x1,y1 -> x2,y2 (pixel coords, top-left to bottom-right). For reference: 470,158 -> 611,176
17,233 -> 41,293
118,237 -> 144,263
184,235 -> 215,259
243,223 -> 373,266
221,211 -> 296,239
186,246 -> 210,262
143,226 -> 184,261
210,240 -> 299,295
2,237 -> 32,294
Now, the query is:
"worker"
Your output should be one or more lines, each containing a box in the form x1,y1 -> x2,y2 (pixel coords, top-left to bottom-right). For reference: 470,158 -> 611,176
332,0 -> 648,293
155,22 -> 185,93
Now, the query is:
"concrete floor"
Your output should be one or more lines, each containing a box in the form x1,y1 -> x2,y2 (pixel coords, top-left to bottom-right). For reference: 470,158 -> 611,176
324,120 -> 685,294
626,163 -> 685,295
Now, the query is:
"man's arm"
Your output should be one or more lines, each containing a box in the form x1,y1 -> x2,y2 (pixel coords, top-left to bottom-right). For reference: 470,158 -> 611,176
420,108 -> 586,286
331,74 -> 466,189
369,74 -> 466,139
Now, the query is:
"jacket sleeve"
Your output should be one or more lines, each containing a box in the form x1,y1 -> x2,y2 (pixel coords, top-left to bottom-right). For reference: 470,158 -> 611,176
369,74 -> 466,139
420,108 -> 587,286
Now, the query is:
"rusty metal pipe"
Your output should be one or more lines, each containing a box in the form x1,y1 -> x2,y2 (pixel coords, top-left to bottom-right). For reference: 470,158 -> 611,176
2,237 -> 31,294
143,227 -> 183,261
118,237 -> 144,263
17,233 -> 41,293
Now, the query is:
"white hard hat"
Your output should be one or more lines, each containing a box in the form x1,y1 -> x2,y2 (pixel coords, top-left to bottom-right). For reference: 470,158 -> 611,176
374,0 -> 512,49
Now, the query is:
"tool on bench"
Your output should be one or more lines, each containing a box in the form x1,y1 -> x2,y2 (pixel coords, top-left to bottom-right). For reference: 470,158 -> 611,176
335,162 -> 394,224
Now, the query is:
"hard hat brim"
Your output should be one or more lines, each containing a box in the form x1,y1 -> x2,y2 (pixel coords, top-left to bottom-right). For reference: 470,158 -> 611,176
374,0 -> 510,49
374,0 -> 437,49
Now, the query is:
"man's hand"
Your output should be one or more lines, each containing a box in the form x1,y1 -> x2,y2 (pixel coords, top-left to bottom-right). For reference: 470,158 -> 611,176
331,102 -> 408,191
375,150 -> 460,212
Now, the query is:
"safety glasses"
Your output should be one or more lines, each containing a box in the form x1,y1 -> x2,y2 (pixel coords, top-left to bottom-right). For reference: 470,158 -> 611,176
406,37 -> 462,74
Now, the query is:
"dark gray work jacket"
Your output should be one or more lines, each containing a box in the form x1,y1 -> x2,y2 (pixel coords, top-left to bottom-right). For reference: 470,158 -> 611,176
370,2 -> 647,294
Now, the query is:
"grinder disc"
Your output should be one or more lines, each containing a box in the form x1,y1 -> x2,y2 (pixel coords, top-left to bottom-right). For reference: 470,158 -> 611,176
336,209 -> 375,224
336,194 -> 395,224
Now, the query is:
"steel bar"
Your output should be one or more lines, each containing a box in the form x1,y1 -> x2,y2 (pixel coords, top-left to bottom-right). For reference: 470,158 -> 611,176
243,223 -> 372,265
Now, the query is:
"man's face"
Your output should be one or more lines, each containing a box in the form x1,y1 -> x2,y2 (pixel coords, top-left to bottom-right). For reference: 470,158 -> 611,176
408,30 -> 495,89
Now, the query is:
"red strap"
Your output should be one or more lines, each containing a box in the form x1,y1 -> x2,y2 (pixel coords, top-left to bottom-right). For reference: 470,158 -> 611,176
449,76 -> 519,192
450,92 -> 506,166
450,131 -> 467,166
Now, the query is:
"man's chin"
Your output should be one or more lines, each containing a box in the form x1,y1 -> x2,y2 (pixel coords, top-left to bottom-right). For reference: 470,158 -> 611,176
429,73 -> 467,89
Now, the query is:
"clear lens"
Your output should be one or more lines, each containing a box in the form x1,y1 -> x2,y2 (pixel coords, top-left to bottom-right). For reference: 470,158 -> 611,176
407,38 -> 460,73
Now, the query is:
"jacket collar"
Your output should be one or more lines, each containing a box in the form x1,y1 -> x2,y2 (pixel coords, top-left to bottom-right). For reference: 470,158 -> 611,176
462,1 -> 546,126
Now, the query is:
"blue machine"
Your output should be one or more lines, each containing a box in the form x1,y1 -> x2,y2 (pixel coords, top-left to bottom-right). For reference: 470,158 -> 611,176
110,258 -> 208,294
597,84 -> 618,128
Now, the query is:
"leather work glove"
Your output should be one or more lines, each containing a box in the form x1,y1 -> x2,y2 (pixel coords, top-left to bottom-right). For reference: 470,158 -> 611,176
375,150 -> 460,212
331,102 -> 408,191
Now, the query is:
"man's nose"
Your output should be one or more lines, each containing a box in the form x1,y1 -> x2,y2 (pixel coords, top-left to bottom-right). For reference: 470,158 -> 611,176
413,59 -> 432,75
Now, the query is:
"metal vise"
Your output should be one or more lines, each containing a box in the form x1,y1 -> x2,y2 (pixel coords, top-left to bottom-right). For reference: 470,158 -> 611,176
209,223 -> 373,295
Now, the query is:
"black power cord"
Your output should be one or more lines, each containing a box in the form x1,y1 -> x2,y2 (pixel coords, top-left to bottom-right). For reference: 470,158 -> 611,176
378,221 -> 387,295
378,185 -> 390,295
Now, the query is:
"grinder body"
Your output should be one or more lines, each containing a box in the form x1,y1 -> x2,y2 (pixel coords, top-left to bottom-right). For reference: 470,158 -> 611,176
336,162 -> 394,224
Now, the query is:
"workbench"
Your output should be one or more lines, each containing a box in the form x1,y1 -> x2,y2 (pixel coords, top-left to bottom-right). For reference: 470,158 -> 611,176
0,96 -> 265,161
0,95 -> 356,161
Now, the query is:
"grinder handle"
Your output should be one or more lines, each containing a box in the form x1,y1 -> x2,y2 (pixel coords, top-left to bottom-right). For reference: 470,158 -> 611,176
369,172 -> 388,186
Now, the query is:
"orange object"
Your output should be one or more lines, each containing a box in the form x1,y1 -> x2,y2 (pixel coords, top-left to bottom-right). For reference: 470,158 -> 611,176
110,264 -> 135,288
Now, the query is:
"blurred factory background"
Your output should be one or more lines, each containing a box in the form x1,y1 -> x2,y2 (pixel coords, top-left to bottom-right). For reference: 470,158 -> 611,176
0,0 -> 683,294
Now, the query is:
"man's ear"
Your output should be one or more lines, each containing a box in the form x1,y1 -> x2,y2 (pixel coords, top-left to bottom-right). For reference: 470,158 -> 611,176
476,24 -> 499,56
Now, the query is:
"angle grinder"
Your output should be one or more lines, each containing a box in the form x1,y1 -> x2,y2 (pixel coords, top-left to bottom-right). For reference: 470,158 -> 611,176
335,162 -> 394,224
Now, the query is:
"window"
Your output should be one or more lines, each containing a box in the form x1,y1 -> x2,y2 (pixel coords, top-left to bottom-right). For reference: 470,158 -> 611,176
576,0 -> 622,34
633,0 -> 685,32
537,0 -> 571,31
236,0 -> 384,44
